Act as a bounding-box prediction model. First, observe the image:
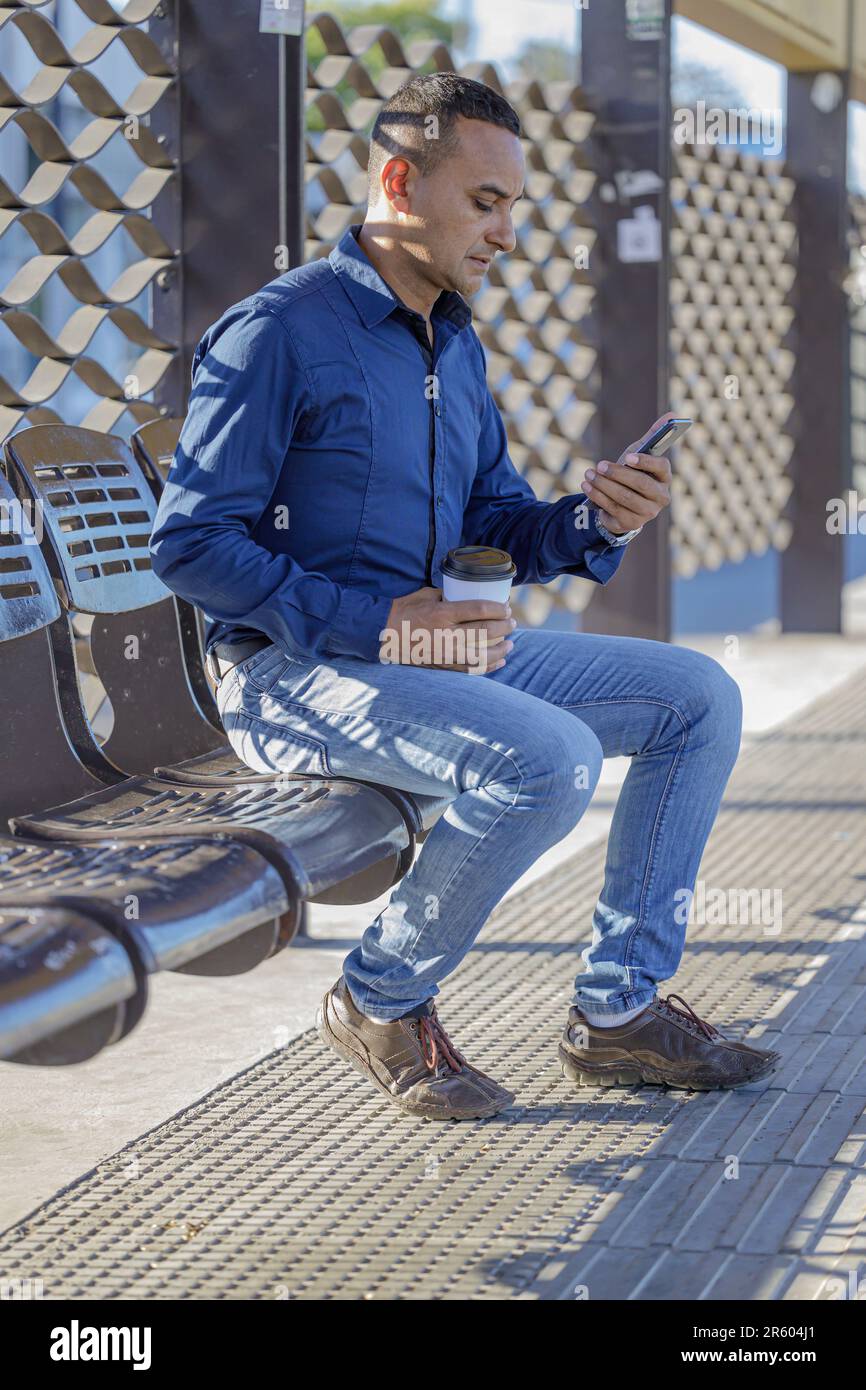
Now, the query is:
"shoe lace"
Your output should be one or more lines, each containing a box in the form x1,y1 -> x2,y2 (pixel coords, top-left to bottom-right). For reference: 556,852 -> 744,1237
656,992 -> 718,1041
418,1007 -> 466,1073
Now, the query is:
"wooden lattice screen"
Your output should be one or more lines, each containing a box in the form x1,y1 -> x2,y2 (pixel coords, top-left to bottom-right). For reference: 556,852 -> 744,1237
669,140 -> 797,579
0,0 -> 175,443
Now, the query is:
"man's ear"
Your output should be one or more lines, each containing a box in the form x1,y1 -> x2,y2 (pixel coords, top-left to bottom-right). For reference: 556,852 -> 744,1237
381,156 -> 412,212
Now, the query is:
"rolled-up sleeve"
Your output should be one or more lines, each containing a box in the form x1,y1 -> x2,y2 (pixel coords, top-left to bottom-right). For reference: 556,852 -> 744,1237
149,305 -> 392,661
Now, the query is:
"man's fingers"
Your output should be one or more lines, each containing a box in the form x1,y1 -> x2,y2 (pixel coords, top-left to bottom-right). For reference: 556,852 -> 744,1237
449,658 -> 507,675
438,637 -> 513,673
443,598 -> 511,622
586,488 -> 648,529
589,461 -> 667,500
585,472 -> 665,519
465,637 -> 513,667
622,452 -> 673,483
454,617 -> 515,641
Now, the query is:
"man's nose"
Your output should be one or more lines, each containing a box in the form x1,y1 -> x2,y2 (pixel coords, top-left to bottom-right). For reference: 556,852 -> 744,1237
488,209 -> 516,256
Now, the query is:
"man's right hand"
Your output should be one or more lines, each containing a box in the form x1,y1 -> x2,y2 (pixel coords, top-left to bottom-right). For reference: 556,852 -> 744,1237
379,586 -> 516,674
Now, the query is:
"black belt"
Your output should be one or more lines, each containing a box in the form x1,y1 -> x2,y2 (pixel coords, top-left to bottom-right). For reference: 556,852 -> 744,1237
206,635 -> 271,683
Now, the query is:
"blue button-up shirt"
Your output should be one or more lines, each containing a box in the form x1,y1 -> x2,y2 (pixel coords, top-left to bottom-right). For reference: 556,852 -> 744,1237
150,225 -> 630,662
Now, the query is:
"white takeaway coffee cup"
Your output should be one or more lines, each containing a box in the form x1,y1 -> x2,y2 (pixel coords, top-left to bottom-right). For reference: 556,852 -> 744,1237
441,546 -> 517,604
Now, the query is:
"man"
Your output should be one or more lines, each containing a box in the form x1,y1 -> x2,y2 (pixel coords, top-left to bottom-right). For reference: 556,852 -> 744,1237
151,73 -> 778,1122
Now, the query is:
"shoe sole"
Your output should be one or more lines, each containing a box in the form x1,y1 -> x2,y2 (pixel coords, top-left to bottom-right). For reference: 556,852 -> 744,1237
558,1042 -> 779,1091
316,998 -> 512,1121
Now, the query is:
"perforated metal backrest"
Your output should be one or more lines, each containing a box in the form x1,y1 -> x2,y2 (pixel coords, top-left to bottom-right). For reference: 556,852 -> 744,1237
4,425 -> 169,615
0,470 -> 61,640
132,417 -> 184,496
0,468 -> 108,819
130,414 -> 222,737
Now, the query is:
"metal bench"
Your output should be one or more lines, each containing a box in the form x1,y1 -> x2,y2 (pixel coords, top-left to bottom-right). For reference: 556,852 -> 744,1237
0,449 -> 413,913
0,833 -> 294,977
4,424 -> 450,850
6,422 -> 224,775
131,416 -> 219,731
0,470 -> 293,1057
0,902 -> 144,1066
131,416 -> 181,492
0,425 -> 448,1063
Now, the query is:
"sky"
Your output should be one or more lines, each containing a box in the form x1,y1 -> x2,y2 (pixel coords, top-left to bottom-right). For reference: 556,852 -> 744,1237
441,0 -> 578,69
672,12 -> 785,111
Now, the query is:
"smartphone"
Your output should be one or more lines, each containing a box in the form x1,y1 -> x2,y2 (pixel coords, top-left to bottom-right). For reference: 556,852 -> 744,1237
637,417 -> 693,456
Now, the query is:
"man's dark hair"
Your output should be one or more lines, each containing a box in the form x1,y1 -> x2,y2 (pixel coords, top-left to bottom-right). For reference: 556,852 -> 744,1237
367,73 -> 521,202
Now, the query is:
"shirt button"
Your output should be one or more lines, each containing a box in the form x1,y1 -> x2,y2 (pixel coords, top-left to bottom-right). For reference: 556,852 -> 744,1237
436,495 -> 444,507
434,404 -> 442,416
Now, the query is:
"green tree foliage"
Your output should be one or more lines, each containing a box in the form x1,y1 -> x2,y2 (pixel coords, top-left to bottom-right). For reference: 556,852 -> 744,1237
307,1 -> 455,66
306,2 -> 458,134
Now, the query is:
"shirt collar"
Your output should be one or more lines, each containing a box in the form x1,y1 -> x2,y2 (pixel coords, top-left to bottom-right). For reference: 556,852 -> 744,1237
328,224 -> 472,332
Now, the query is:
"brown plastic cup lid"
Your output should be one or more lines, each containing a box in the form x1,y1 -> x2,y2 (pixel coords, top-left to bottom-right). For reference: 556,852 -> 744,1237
442,546 -> 516,581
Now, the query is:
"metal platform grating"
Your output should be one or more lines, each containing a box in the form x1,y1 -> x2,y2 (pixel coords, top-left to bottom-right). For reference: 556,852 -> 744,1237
1,670 -> 866,1299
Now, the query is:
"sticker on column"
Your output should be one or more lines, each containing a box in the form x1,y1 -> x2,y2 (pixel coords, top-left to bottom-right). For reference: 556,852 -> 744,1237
617,205 -> 662,263
626,0 -> 665,41
614,169 -> 664,200
260,0 -> 305,35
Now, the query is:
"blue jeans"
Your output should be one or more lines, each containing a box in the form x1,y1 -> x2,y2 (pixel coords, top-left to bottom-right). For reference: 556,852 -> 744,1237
215,627 -> 742,1021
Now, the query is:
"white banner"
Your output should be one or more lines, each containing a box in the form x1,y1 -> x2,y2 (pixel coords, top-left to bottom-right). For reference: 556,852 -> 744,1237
259,0 -> 305,36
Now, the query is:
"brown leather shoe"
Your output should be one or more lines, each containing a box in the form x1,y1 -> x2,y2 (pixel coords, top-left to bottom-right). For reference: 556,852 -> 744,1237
560,992 -> 780,1091
316,976 -> 514,1120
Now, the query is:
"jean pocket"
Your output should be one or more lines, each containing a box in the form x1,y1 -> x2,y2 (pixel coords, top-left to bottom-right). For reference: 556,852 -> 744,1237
239,646 -> 294,697
221,707 -> 333,779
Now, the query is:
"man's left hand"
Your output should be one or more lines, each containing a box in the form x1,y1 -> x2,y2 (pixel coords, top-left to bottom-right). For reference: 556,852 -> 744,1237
582,450 -> 672,536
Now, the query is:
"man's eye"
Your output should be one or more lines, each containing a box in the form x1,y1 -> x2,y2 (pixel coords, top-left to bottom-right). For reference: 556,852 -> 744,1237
474,200 -> 493,213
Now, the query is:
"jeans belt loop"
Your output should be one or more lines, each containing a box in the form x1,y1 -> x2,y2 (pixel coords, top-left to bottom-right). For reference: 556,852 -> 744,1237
208,636 -> 269,685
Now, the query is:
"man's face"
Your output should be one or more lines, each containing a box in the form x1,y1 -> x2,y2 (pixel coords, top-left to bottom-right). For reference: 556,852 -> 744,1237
400,116 -> 525,297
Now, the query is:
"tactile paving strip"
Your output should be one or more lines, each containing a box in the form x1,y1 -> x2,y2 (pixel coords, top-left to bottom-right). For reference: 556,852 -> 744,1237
2,670 -> 866,1300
